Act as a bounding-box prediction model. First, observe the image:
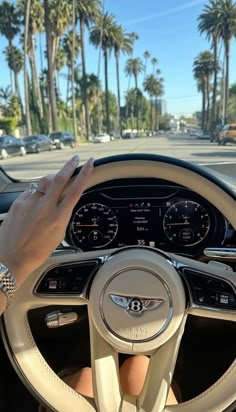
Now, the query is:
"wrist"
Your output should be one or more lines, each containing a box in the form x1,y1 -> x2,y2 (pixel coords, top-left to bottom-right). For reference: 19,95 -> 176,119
0,262 -> 17,310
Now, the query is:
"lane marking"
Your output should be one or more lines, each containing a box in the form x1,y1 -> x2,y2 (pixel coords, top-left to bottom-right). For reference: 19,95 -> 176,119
128,140 -> 149,153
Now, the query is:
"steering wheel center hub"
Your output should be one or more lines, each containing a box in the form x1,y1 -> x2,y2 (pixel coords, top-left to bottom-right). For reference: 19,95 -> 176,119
89,248 -> 186,353
101,267 -> 172,342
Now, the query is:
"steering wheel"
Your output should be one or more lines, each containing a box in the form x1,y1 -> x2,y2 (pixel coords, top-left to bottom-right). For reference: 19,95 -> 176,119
2,154 -> 236,412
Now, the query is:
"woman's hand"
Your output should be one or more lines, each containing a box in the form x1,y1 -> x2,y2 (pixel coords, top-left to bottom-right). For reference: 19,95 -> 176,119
0,155 -> 94,287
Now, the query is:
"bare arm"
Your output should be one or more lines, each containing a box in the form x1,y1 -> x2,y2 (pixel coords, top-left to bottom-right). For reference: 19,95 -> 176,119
0,155 -> 94,315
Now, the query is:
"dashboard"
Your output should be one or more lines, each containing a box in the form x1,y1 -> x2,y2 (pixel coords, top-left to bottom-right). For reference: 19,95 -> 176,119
66,178 -> 229,257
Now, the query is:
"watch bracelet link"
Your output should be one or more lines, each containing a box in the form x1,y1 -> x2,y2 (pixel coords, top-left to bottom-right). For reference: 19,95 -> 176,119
0,266 -> 17,308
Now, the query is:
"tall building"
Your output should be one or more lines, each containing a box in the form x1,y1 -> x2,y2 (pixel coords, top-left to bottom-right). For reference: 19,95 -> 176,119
156,99 -> 167,115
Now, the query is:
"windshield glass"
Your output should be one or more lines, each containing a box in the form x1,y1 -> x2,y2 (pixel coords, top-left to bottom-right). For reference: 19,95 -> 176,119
0,0 -> 236,180
23,136 -> 38,141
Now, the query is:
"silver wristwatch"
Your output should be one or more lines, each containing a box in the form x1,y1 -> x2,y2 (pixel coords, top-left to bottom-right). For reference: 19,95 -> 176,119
0,263 -> 17,308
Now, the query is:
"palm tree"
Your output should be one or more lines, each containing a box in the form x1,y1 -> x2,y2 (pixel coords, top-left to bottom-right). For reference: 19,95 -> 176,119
125,88 -> 137,130
113,26 -> 133,136
193,51 -> 215,130
143,50 -> 151,79
198,0 -> 220,126
0,86 -> 12,115
56,46 -> 66,97
153,78 -> 164,131
212,0 -> 236,123
90,12 -> 120,134
126,31 -> 138,92
24,0 -> 32,134
4,46 -> 23,99
76,0 -> 101,140
0,1 -> 21,92
72,0 -> 77,140
125,57 -> 145,131
125,58 -> 145,90
63,29 -> 80,112
43,0 -> 72,130
18,0 -> 45,124
151,57 -> 158,74
144,74 -> 157,132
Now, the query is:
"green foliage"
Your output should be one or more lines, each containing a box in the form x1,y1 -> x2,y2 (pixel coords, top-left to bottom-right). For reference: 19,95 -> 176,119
159,115 -> 171,130
0,117 -> 18,134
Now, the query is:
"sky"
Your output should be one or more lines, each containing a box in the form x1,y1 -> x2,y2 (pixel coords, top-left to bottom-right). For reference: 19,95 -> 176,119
1,0 -> 236,116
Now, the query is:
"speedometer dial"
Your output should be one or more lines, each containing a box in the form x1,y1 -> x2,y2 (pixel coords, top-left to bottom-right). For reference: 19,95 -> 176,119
163,200 -> 210,246
71,203 -> 118,248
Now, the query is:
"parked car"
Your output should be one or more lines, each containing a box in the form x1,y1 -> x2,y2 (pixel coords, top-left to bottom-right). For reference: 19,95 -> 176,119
122,132 -> 136,139
48,131 -> 75,149
110,131 -> 120,140
23,135 -> 54,153
94,133 -> 111,143
0,135 -> 26,159
218,124 -> 236,145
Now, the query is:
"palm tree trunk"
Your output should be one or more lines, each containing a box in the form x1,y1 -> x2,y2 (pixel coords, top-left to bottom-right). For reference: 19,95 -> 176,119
206,76 -> 210,129
224,39 -> 230,124
71,0 -> 77,140
104,49 -> 110,134
39,33 -> 44,72
212,36 -> 218,126
150,99 -> 153,132
14,72 -> 19,98
115,51 -> 121,137
57,70 -> 60,97
24,0 -> 32,135
201,79 -> 206,130
66,66 -> 70,115
134,75 -> 139,131
43,0 -> 58,131
155,96 -> 158,131
30,34 -> 44,123
80,16 -> 90,141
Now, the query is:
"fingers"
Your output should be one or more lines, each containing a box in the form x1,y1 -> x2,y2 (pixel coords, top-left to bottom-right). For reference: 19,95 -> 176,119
45,155 -> 81,202
16,174 -> 55,202
59,157 -> 94,214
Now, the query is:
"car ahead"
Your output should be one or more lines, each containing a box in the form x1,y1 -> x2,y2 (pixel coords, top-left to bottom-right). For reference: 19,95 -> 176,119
93,132 -> 111,143
218,124 -> 236,145
197,130 -> 212,139
0,135 -> 26,159
48,131 -> 75,149
23,135 -> 54,153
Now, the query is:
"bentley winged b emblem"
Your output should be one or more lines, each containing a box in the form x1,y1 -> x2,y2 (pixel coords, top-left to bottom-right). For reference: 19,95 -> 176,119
110,294 -> 164,317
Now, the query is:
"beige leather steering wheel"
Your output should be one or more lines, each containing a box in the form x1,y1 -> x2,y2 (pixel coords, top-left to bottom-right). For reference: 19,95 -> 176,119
2,156 -> 236,412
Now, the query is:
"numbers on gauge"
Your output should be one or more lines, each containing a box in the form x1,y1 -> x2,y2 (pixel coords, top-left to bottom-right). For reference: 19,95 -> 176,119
71,203 -> 118,248
163,200 -> 210,246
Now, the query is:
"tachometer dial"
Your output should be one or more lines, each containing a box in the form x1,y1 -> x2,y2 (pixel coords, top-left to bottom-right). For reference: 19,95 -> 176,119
163,200 -> 210,246
72,203 -> 118,248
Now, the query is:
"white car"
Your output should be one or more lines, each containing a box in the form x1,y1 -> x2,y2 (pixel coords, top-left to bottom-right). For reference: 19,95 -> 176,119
94,133 -> 111,143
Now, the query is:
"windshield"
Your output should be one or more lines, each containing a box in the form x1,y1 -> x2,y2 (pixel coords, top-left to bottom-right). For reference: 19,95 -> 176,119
23,136 -> 38,141
0,0 -> 236,180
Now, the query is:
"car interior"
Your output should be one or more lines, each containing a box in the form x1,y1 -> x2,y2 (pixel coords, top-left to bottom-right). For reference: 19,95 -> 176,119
0,154 -> 236,412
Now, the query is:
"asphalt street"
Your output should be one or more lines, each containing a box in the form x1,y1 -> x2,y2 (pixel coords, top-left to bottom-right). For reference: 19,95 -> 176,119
3,133 -> 236,179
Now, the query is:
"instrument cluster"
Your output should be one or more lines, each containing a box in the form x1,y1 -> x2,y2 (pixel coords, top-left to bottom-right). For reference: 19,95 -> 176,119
66,179 -> 227,256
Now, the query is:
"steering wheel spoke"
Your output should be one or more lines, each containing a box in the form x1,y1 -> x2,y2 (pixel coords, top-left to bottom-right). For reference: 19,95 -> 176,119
138,320 -> 186,412
89,317 -> 122,411
171,253 -> 236,322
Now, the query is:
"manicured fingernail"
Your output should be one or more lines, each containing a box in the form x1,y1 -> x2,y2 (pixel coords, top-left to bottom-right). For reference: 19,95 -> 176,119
87,157 -> 94,167
72,154 -> 80,164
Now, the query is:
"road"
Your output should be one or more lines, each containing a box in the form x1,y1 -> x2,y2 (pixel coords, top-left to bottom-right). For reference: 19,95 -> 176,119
3,133 -> 236,179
